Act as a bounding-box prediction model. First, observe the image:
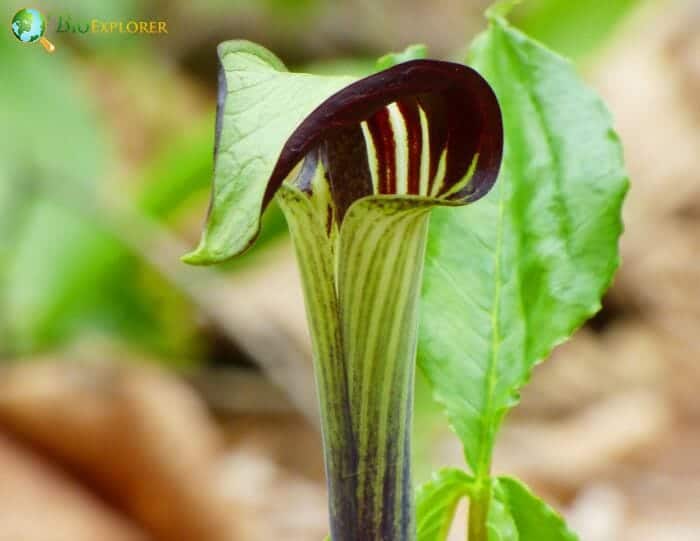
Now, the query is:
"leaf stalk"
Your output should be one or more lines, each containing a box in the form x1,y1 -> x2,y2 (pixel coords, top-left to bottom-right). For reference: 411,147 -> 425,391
468,481 -> 491,541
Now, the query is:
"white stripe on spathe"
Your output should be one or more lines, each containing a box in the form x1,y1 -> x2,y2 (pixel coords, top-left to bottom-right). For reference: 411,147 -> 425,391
386,103 -> 409,195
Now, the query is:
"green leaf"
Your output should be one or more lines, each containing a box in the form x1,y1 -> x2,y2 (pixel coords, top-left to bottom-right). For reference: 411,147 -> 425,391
488,477 -> 578,540
513,0 -> 642,62
418,14 -> 628,476
136,115 -> 216,219
487,486 -> 518,541
486,0 -> 522,19
183,41 -> 353,264
376,44 -> 428,70
416,468 -> 474,541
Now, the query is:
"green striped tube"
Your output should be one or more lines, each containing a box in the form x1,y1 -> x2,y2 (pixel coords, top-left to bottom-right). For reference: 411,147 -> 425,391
279,183 -> 431,540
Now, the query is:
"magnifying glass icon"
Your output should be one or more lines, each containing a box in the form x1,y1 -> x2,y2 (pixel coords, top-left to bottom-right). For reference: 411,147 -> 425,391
11,8 -> 56,53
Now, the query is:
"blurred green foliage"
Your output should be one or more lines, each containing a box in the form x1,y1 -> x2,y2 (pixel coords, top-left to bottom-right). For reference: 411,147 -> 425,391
514,0 -> 643,61
0,22 -> 205,360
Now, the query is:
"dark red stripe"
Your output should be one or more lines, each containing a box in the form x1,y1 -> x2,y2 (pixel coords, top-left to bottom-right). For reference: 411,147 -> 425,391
322,124 -> 374,222
397,99 -> 422,195
326,203 -> 334,235
367,108 -> 396,194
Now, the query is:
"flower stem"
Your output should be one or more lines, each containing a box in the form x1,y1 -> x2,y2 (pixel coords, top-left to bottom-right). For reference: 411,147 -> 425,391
468,482 -> 491,541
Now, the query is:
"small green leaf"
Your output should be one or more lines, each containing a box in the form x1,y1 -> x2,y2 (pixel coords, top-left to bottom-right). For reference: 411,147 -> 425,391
487,486 -> 518,541
488,477 -> 578,540
376,44 -> 428,70
486,0 -> 522,20
418,14 -> 628,476
416,468 -> 474,541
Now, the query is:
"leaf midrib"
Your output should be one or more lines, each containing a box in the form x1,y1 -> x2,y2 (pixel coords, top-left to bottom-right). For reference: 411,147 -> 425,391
475,164 -> 506,480
473,21 -> 582,479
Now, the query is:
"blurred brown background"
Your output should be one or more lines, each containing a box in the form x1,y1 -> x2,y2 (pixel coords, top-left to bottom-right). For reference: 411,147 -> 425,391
1,0 -> 699,540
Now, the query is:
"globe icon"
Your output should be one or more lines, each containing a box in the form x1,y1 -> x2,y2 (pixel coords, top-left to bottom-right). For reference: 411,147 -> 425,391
10,8 -> 55,52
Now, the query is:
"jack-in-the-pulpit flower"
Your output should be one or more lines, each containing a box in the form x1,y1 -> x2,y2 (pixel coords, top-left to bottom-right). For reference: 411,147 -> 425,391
185,41 -> 503,541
